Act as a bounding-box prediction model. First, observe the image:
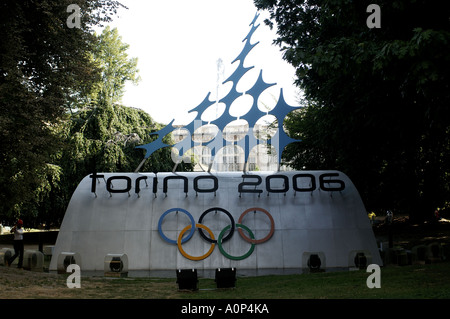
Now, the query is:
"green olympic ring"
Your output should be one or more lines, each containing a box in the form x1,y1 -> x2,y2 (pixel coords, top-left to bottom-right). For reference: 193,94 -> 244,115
217,224 -> 255,261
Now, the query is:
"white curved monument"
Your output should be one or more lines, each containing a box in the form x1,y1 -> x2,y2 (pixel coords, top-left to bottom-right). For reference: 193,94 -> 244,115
49,170 -> 382,275
50,13 -> 383,276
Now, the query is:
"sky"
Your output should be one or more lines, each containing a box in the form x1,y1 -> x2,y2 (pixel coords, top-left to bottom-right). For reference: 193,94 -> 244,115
102,0 -> 301,125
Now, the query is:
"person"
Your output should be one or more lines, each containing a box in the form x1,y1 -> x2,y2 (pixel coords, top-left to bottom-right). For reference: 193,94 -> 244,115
7,219 -> 24,268
367,212 -> 376,225
434,208 -> 441,221
386,209 -> 393,224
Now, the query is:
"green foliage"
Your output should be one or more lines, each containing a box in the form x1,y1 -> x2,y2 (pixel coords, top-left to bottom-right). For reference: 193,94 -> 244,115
0,0 -> 123,219
0,2 -> 191,225
62,103 -> 175,179
90,26 -> 141,106
38,26 -> 188,226
256,0 -> 450,220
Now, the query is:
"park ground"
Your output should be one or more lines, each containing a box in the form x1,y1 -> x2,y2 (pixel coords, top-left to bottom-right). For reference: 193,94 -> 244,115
0,215 -> 449,299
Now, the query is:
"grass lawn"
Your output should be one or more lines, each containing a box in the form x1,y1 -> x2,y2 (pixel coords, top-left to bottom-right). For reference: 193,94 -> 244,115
0,262 -> 449,299
1,218 -> 449,303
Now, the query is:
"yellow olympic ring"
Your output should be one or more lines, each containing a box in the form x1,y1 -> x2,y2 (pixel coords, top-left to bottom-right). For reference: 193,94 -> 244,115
177,224 -> 216,261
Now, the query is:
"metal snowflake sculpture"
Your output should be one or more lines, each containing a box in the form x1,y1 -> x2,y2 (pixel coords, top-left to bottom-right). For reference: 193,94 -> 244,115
136,13 -> 301,172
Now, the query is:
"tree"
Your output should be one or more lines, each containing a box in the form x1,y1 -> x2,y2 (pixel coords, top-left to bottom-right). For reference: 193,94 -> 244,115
63,26 -> 174,176
255,0 -> 450,221
0,0 -> 126,219
39,27 -> 190,226
89,26 -> 141,106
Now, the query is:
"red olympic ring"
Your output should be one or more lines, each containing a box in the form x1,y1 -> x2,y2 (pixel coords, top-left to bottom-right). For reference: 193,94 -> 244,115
237,207 -> 275,244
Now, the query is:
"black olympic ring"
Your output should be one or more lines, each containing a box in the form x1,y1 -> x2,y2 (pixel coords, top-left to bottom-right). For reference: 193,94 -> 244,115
197,207 -> 235,244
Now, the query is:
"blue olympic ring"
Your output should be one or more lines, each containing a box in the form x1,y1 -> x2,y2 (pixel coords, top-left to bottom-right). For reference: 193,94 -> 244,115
157,208 -> 196,244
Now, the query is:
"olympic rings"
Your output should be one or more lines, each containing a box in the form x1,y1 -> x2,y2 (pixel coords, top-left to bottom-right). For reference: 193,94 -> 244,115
217,224 -> 255,260
238,207 -> 275,244
198,207 -> 235,243
177,224 -> 215,261
158,208 -> 195,244
157,207 -> 275,261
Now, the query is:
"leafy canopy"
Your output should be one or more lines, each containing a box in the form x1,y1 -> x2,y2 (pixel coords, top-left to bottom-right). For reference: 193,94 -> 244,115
0,0 -> 125,217
255,0 -> 450,220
